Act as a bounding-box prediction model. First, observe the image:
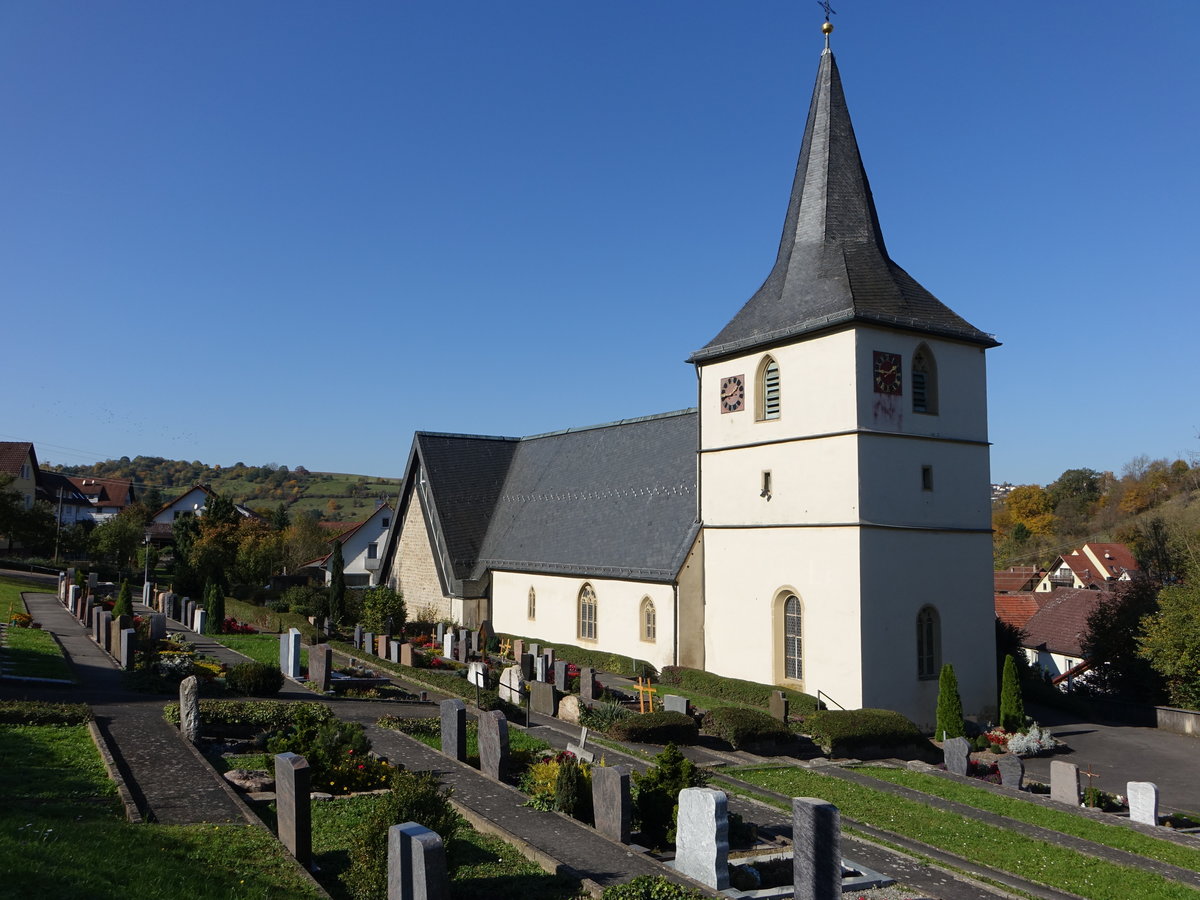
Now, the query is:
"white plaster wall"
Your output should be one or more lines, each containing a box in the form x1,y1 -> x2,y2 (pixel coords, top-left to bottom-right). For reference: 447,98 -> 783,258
491,570 -> 677,671
701,526 -> 864,707
338,507 -> 391,578
153,489 -> 208,524
857,438 -> 992,529
699,330 -> 858,450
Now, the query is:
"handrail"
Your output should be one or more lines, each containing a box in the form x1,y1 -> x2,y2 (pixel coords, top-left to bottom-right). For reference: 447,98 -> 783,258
816,689 -> 845,711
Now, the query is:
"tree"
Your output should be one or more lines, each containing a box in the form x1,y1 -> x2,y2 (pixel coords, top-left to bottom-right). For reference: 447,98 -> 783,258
141,486 -> 163,512
1138,576 -> 1200,710
233,520 -> 283,586
999,655 -> 1025,732
935,663 -> 965,740
204,491 -> 241,526
359,586 -> 405,634
204,580 -> 225,634
0,474 -> 57,554
1131,516 -> 1182,583
281,511 -> 328,574
1079,577 -> 1165,702
112,580 -> 133,618
1003,485 -> 1056,536
271,502 -> 291,532
91,508 -> 146,574
327,540 -> 346,628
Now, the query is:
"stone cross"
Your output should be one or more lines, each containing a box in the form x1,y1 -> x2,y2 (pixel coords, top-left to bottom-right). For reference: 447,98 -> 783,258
793,797 -> 841,900
1050,760 -> 1081,806
674,787 -> 729,890
1127,781 -> 1159,826
275,752 -> 312,868
440,699 -> 466,762
179,675 -> 200,743
477,710 -> 509,781
591,765 -> 631,843
387,822 -> 450,900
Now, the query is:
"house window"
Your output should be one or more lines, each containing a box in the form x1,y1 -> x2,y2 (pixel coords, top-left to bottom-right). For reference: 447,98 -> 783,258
20,464 -> 29,479
912,345 -> 938,414
757,356 -> 781,421
784,594 -> 802,680
641,597 -> 657,642
528,587 -> 536,620
921,465 -> 934,491
916,605 -> 941,679
578,583 -> 597,641
367,542 -> 378,559
382,517 -> 390,528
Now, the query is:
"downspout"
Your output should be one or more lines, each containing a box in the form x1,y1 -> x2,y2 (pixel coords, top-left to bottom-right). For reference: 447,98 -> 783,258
673,582 -> 679,667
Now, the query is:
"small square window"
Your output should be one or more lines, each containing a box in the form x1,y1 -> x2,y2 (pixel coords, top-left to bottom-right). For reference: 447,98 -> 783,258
921,465 -> 934,491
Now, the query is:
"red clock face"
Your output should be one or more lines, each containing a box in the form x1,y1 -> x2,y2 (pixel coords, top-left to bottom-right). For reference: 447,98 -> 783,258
873,351 -> 902,395
720,375 -> 745,413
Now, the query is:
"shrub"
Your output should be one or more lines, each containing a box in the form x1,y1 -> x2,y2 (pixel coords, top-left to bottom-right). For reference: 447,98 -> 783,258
112,580 -> 133,618
1006,722 -> 1061,757
802,708 -> 924,756
999,654 -> 1025,733
0,700 -> 92,725
580,699 -> 634,732
265,597 -> 290,613
701,707 -> 792,750
601,876 -> 706,899
935,663 -> 965,740
499,633 -> 655,679
344,769 -> 459,900
608,711 -> 698,745
632,743 -> 706,847
226,662 -> 284,696
281,584 -> 326,619
659,666 -> 820,715
359,586 -> 406,634
204,581 -> 225,635
162,699 -> 333,729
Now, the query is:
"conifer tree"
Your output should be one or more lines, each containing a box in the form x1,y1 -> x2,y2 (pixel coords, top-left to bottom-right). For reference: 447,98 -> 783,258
999,654 -> 1025,733
327,540 -> 346,629
204,580 -> 225,634
112,580 -> 133,618
935,663 -> 965,740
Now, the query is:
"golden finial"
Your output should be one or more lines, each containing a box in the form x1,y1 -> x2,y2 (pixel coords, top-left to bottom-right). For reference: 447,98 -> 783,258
821,21 -> 834,35
818,1 -> 836,48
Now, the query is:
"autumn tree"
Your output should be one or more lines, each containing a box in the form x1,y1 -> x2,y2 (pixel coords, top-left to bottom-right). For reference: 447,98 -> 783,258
1003,484 -> 1056,536
281,511 -> 328,574
233,520 -> 284,586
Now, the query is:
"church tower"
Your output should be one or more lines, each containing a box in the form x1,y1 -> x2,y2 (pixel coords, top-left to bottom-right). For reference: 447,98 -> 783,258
689,25 -> 999,726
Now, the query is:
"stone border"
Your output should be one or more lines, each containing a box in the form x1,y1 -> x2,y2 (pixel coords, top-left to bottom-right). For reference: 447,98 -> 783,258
87,720 -> 143,824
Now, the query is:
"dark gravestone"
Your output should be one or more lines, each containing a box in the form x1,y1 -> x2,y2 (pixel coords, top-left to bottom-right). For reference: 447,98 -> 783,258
477,619 -> 493,652
477,710 -> 509,781
275,752 -> 312,868
769,690 -> 789,722
400,642 -> 414,667
179,675 -> 201,743
553,660 -> 569,693
592,765 -> 631,843
90,606 -> 101,641
388,822 -> 450,900
580,666 -> 597,703
99,611 -> 114,653
310,644 -> 332,691
997,753 -> 1025,790
942,736 -> 971,777
149,613 -> 167,641
529,681 -> 558,717
440,699 -> 466,762
793,797 -> 841,900
519,653 -> 534,682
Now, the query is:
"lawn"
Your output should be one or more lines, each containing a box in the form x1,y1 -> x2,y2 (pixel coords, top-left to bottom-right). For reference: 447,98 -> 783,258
215,632 -> 308,670
0,722 -> 324,900
1,624 -> 73,680
728,766 -> 1200,900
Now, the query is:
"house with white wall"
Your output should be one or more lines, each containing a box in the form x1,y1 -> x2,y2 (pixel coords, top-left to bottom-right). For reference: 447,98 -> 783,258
1034,543 -> 1138,592
307,503 -> 393,587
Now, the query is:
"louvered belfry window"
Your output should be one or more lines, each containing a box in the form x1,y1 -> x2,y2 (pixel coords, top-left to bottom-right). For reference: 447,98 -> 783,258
578,583 -> 597,640
912,345 -> 938,414
760,357 -> 781,420
784,594 -> 802,680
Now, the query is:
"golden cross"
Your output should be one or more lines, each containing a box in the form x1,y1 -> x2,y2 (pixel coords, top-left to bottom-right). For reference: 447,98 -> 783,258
635,677 -> 658,714
499,639 -> 512,658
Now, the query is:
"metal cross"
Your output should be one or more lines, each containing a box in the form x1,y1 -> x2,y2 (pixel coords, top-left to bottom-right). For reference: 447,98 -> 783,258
818,0 -> 837,21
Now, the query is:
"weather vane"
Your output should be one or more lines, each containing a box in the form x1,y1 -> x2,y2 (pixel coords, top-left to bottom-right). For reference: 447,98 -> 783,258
818,0 -> 836,47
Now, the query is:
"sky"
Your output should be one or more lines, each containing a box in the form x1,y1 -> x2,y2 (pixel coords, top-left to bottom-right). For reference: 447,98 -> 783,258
2,1 -> 1196,488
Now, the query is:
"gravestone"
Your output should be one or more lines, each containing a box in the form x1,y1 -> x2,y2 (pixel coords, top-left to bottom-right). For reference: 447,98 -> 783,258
467,661 -> 488,689
378,634 -> 390,658
534,655 -> 548,683
68,584 -> 80,615
769,690 -> 789,722
354,624 -> 363,649
519,653 -> 534,682
1128,781 -> 1159,826
275,752 -> 312,867
184,600 -> 196,629
280,628 -> 302,679
477,619 -> 493,653
364,633 -> 376,661
456,629 -> 469,664
663,694 -> 690,715
90,606 -> 101,641
942,736 -> 971,777
179,675 -> 201,743
142,581 -> 152,606
498,665 -> 524,704
477,710 -> 509,781
580,666 -> 597,703
194,608 -> 207,635
442,633 -> 454,660
997,754 -> 1025,790
470,630 -> 479,654
1050,760 -> 1080,806
400,642 -> 414,667
674,787 -> 730,890
149,613 -> 167,641
592,765 -> 631,843
119,628 -> 137,670
435,622 -> 445,642
793,797 -> 841,900
88,571 -> 98,592
528,642 -> 540,659
388,822 -> 450,900
512,638 -> 524,661
553,660 -> 569,693
389,640 -> 401,664
309,644 -> 332,692
557,694 -> 582,725
543,647 -> 554,668
529,681 -> 557,717
109,620 -> 125,659
98,611 -> 114,653
440,699 -> 466,762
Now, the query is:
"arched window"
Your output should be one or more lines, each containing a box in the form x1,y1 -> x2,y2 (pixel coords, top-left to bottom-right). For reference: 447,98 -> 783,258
916,605 -> 941,679
912,345 -> 938,415
784,594 -> 802,680
527,587 -> 536,620
578,583 -> 597,640
757,355 -> 781,421
641,597 -> 657,642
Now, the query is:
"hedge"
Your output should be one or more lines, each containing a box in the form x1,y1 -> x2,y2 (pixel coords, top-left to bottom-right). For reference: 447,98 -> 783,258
607,711 -> 698,745
658,666 -> 820,715
0,700 -> 92,725
801,708 -> 924,756
701,706 -> 792,750
162,699 -> 333,729
499,634 -> 655,679
226,662 -> 285,696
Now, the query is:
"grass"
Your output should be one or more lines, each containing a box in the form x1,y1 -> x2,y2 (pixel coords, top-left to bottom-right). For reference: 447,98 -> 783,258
850,765 -> 1200,873
378,715 -> 553,765
214,632 -> 308,670
224,597 -> 316,637
1,624 -> 74,680
0,722 -> 324,899
730,765 -> 1200,900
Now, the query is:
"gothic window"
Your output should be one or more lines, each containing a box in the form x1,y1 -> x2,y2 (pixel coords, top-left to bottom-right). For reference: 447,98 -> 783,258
578,583 -> 597,640
528,587 -> 536,620
784,594 -> 802,680
916,605 -> 941,679
757,355 -> 781,421
641,597 -> 657,642
912,345 -> 938,415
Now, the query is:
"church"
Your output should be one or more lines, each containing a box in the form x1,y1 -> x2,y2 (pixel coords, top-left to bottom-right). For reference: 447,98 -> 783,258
376,28 -> 999,728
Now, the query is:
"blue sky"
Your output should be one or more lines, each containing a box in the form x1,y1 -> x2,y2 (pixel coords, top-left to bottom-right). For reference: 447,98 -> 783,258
2,2 -> 1195,487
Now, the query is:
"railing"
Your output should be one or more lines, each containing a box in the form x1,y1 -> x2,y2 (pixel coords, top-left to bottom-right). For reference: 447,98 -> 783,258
816,690 -> 845,711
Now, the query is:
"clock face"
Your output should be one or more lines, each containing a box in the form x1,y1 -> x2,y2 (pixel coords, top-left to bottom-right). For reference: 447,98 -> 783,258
873,351 -> 902,395
720,374 -> 745,413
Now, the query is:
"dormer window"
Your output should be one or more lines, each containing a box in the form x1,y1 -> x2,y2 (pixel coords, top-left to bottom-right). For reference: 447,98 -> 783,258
757,356 -> 781,421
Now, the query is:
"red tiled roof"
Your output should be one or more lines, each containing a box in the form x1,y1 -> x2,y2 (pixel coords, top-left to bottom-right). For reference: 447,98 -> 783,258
1021,588 -> 1110,657
1081,543 -> 1138,579
994,591 -> 1048,630
0,442 -> 36,477
994,566 -> 1038,593
1062,554 -> 1098,585
68,476 -> 135,509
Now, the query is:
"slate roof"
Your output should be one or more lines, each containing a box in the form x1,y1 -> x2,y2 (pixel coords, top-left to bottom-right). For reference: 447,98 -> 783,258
0,442 -> 36,477
690,49 -> 997,364
1022,588 -> 1109,657
404,410 -> 700,594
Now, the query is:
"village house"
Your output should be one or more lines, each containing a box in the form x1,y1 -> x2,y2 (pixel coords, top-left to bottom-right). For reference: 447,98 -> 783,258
1033,543 -> 1138,592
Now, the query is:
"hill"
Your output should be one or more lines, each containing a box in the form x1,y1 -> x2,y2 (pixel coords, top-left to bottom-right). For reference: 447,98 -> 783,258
47,456 -> 401,522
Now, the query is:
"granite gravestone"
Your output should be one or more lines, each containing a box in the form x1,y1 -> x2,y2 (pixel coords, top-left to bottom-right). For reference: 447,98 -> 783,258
456,629 -> 469,664
529,681 -> 557,717
194,608 -> 207,635
377,634 -> 390,658
674,788 -> 730,890
499,665 -> 524,705
511,638 -> 524,661
149,613 -> 167,641
440,699 -> 466,762
663,694 -> 690,715
553,660 -> 569,693
179,675 -> 201,743
580,666 -> 597,703
309,644 -> 332,692
280,628 -> 303,679
387,822 -> 450,900
477,710 -> 509,781
399,642 -> 414,667
534,655 -> 548,683
1127,781 -> 1159,826
769,690 -> 789,722
519,653 -> 534,682
389,640 -> 401,664
997,754 -> 1025,790
591,765 -> 631,843
942,736 -> 971,777
354,624 -> 363,649
98,611 -> 114,653
1050,760 -> 1081,806
435,622 -> 445,642
275,752 -> 312,867
119,628 -> 136,670
442,633 -> 454,661
793,797 -> 841,900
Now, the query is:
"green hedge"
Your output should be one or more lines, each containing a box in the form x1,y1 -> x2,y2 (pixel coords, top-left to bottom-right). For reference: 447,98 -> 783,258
608,711 -> 698,745
801,708 -> 924,756
499,634 -> 655,679
162,699 -> 333,729
700,706 -> 792,750
0,700 -> 92,725
658,666 -> 820,715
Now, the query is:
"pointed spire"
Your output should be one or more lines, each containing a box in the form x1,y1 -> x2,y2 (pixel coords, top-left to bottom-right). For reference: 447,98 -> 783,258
691,45 -> 996,364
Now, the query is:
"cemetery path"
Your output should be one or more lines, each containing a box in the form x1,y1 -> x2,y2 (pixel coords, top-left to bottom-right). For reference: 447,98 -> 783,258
14,591 -> 249,826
